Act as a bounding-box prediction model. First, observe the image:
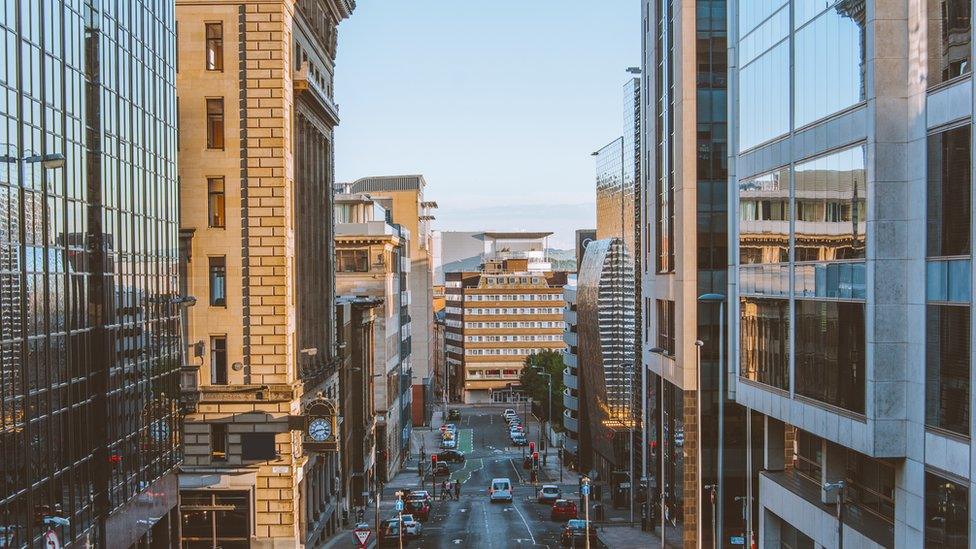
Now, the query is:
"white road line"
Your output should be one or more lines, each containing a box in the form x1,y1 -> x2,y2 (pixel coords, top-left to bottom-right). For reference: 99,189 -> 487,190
481,500 -> 495,549
508,458 -> 524,483
510,500 -> 537,546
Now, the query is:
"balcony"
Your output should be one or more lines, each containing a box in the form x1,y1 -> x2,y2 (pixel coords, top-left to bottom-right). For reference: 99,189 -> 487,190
563,307 -> 576,325
564,330 -> 577,347
563,388 -> 578,412
563,367 -> 578,390
562,436 -> 578,453
563,352 -> 577,369
563,410 -> 579,433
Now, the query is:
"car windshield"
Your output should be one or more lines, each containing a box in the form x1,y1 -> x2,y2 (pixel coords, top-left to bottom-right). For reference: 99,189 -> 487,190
492,481 -> 510,491
567,519 -> 586,529
401,515 -> 414,522
543,487 -> 559,494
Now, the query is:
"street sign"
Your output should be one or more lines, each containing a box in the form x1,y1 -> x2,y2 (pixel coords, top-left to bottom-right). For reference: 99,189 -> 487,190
395,499 -> 404,512
43,531 -> 61,549
581,484 -> 590,496
353,529 -> 371,547
730,535 -> 745,545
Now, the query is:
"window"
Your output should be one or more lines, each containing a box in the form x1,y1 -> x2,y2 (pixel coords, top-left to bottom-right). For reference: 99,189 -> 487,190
206,98 -> 224,149
795,300 -> 865,413
210,423 -> 228,461
925,471 -> 969,547
208,177 -> 225,228
180,491 -> 250,547
206,22 -> 223,71
209,256 -> 226,306
656,299 -> 675,355
845,447 -> 895,523
241,432 -> 277,460
927,125 -> 971,257
928,0 -> 972,87
926,305 -> 970,435
210,336 -> 227,385
337,249 -> 368,272
739,297 -> 789,390
793,430 -> 822,485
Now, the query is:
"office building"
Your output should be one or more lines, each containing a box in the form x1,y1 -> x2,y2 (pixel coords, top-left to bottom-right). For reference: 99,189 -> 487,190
176,1 -> 353,546
720,0 -> 976,547
445,239 -> 568,403
334,192 -> 412,481
640,0 -> 731,546
0,2 -> 182,547
341,176 -> 436,428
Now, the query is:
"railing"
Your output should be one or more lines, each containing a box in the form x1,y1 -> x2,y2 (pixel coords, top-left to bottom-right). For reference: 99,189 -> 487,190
562,410 -> 579,432
563,388 -> 578,411
563,367 -> 578,390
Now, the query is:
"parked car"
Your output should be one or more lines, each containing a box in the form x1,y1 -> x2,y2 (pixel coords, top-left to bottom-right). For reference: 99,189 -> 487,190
407,490 -> 432,504
503,408 -> 517,420
436,449 -> 466,463
511,434 -> 528,446
488,477 -> 514,503
440,438 -> 457,449
406,499 -> 431,521
538,484 -> 562,503
379,519 -> 406,547
560,519 -> 598,547
551,499 -> 578,521
448,409 -> 461,421
400,514 -> 422,537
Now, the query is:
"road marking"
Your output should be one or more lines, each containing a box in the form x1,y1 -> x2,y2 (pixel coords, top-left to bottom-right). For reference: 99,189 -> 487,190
510,499 -> 537,546
508,458 -> 524,483
480,501 -> 495,549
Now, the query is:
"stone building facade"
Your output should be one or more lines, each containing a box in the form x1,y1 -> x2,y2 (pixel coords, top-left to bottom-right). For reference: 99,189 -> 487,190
175,1 -> 353,546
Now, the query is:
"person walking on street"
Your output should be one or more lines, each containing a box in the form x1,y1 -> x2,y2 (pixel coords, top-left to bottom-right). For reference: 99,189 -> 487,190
454,480 -> 461,500
441,480 -> 448,501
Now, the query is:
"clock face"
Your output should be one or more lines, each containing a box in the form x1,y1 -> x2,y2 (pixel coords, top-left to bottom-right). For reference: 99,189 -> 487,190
308,418 -> 332,442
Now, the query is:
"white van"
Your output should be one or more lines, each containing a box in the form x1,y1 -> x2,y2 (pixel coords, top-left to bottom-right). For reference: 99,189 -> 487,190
489,477 -> 513,503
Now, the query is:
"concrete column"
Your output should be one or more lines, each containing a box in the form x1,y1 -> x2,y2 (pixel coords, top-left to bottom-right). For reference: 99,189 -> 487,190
764,416 -> 786,471
761,509 -> 782,549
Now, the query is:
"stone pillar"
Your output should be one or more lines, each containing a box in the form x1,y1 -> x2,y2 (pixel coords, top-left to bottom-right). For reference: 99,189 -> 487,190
821,441 -> 846,504
761,509 -> 782,549
764,416 -> 786,471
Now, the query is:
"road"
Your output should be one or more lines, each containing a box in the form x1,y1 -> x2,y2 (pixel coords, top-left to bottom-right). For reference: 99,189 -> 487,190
378,406 -> 605,548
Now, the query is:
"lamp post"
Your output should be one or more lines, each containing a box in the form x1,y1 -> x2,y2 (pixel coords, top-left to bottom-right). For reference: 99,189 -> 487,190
395,490 -> 405,549
531,367 -> 552,457
698,292 -> 725,548
581,475 -> 592,549
824,481 -> 846,549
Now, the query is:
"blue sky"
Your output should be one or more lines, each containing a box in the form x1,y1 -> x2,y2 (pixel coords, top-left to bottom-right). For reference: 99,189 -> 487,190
334,1 -> 640,249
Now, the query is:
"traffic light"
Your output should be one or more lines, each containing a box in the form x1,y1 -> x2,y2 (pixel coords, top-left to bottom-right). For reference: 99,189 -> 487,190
529,441 -> 535,454
532,451 -> 539,468
431,455 -> 438,466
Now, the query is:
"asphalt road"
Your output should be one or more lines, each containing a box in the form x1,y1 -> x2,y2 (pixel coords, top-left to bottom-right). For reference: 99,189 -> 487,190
379,406 -> 605,549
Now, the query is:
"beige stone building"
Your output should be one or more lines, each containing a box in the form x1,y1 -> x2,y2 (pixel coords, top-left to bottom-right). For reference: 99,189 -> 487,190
445,251 -> 568,404
340,176 -> 438,426
176,1 -> 353,546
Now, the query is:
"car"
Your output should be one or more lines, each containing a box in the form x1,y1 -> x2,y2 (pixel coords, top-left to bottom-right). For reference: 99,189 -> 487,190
488,477 -> 514,503
551,499 -> 578,521
448,409 -> 461,420
674,428 -> 685,447
406,499 -> 430,521
538,484 -> 562,503
507,416 -> 522,426
503,408 -> 517,419
436,449 -> 466,463
407,490 -> 432,504
400,514 -> 422,537
511,435 -> 528,446
379,519 -> 406,547
440,438 -> 457,449
427,462 -> 450,478
560,519 -> 598,547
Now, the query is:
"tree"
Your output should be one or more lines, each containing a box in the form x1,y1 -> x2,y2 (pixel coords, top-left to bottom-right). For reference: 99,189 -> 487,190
518,350 -> 566,425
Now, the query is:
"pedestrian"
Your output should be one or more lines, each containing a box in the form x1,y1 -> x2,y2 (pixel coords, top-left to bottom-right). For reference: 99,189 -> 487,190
454,480 -> 461,500
441,480 -> 448,500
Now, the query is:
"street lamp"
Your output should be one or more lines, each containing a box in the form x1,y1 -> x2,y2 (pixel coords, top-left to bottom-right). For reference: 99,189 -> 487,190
531,366 -> 552,457
698,292 -> 725,548
823,481 -> 846,549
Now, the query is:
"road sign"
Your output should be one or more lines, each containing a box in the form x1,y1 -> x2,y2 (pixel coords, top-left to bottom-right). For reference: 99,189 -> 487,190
395,499 -> 404,512
730,535 -> 745,545
581,484 -> 590,496
43,531 -> 61,549
353,529 -> 371,547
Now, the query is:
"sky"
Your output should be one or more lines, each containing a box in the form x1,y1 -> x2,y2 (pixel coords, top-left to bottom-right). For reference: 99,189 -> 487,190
334,1 -> 640,249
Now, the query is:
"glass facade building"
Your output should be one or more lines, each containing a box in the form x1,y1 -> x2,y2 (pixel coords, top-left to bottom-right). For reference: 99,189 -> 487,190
0,1 -> 180,547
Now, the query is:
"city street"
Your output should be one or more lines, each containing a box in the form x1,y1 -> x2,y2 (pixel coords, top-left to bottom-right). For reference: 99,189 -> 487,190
344,405 -> 608,548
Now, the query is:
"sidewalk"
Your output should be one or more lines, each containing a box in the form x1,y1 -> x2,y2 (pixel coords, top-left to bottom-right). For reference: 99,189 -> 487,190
596,524 -> 662,547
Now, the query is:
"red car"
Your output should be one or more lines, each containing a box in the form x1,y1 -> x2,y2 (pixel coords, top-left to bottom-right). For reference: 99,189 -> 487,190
406,499 -> 430,521
550,499 -> 578,521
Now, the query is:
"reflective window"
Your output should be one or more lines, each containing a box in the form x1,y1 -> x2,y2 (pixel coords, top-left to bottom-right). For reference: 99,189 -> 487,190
927,258 -> 972,302
206,22 -> 223,71
794,145 -> 866,262
211,336 -> 228,385
206,98 -> 224,149
209,256 -> 226,306
925,304 -> 970,435
793,1 -> 865,128
794,262 -> 866,299
845,447 -> 895,523
337,249 -> 368,272
738,167 -> 789,264
208,176 -> 225,228
927,0 -> 972,87
738,40 -> 789,150
795,300 -> 865,413
656,299 -> 675,355
927,124 -> 970,257
181,490 -> 250,547
739,297 -> 789,390
739,264 -> 790,296
738,0 -> 788,38
925,472 -> 969,548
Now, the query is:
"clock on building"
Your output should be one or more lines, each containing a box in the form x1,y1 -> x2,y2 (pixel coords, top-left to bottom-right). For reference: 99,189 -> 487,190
308,417 -> 332,442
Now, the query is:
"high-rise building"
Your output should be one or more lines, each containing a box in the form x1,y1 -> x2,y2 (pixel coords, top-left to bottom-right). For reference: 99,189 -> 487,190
0,2 -> 182,547
340,176 -> 437,428
445,237 -> 567,403
175,1 -> 353,546
334,191 -> 412,481
640,0 -> 731,547
723,1 -> 976,547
